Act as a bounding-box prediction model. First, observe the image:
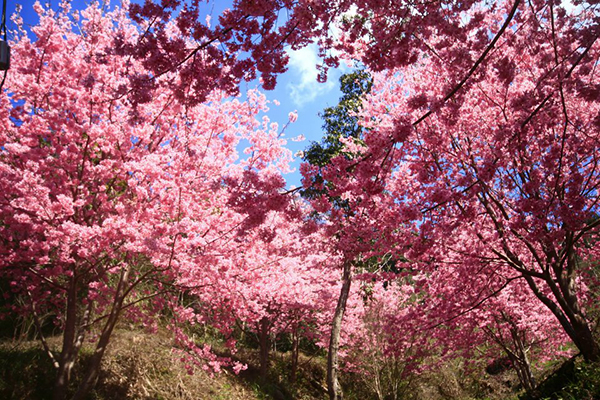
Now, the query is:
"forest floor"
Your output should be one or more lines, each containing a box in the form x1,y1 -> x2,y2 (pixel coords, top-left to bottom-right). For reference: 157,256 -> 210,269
0,325 -> 329,400
0,325 -> 590,399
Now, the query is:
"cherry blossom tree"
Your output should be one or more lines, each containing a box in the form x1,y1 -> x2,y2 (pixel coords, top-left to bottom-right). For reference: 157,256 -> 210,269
338,279 -> 430,400
186,209 -> 338,381
292,7 -> 600,400
0,3 -> 294,399
341,1 -> 600,363
301,69 -> 407,400
125,1 -> 600,121
3,0 -> 600,399
122,1 -> 600,396
413,256 -> 572,393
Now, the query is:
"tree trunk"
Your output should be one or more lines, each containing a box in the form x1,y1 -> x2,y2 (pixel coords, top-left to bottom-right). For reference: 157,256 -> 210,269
507,350 -> 535,393
72,266 -> 130,400
517,339 -> 535,392
523,273 -> 600,362
290,328 -> 299,384
259,317 -> 270,380
327,261 -> 352,400
53,277 -> 79,400
71,310 -> 120,400
555,248 -> 600,363
570,317 -> 600,362
485,318 -> 536,394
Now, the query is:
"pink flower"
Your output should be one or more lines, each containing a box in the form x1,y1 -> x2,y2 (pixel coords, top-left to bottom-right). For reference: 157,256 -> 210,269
288,111 -> 298,123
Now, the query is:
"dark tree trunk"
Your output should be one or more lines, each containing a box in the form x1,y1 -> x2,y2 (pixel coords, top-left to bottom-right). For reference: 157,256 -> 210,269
479,187 -> 600,363
290,328 -> 300,384
72,267 -> 131,400
53,277 -> 79,400
327,261 -> 352,400
570,318 -> 600,362
523,273 -> 600,363
71,308 -> 121,400
259,317 -> 270,380
508,328 -> 535,393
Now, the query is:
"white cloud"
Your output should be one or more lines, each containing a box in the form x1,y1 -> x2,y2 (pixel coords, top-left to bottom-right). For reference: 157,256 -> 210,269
286,44 -> 337,107
285,6 -> 359,108
561,0 -> 582,14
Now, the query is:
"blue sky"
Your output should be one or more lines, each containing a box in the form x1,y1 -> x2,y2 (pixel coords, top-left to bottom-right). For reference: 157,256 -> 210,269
7,0 -> 348,189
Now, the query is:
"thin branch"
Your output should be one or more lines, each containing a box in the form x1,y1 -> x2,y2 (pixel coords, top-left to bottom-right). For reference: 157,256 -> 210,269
412,0 -> 521,127
423,275 -> 519,331
27,291 -> 59,369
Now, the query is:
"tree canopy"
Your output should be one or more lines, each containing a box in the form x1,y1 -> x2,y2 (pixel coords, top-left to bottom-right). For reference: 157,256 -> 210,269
1,1 -> 600,399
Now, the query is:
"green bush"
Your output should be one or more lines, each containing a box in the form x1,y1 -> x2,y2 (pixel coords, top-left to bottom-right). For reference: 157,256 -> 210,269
521,357 -> 600,400
545,361 -> 600,400
0,345 -> 56,399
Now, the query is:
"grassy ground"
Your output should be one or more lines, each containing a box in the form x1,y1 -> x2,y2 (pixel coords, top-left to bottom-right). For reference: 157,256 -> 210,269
1,327 -> 596,399
0,326 -> 329,400
0,329 -> 256,399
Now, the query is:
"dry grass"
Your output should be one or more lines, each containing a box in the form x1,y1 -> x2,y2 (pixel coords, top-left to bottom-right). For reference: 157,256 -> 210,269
0,327 -> 260,400
95,328 -> 260,400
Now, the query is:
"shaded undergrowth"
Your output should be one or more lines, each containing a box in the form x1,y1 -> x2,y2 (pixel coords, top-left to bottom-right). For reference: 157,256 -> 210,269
1,327 -> 597,399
